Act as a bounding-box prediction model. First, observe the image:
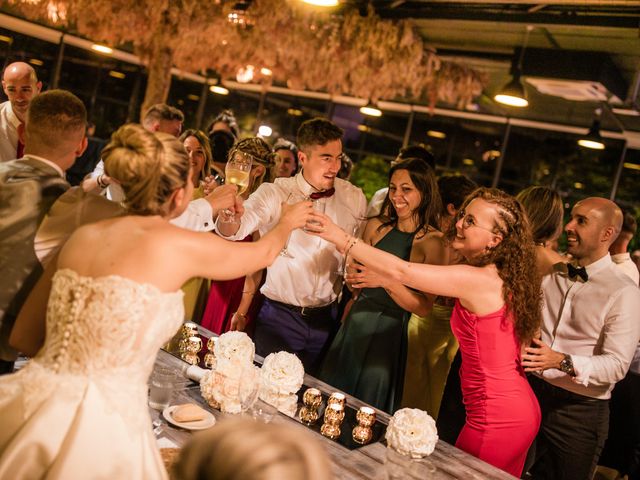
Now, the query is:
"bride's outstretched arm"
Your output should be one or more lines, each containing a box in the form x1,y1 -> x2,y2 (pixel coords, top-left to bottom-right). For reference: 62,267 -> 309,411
187,200 -> 313,281
307,212 -> 494,301
10,254 -> 58,356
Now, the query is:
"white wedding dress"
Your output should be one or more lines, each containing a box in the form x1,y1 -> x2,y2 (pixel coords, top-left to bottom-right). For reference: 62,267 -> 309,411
0,269 -> 184,479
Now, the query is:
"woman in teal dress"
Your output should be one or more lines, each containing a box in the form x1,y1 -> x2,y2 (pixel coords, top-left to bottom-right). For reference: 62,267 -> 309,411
319,159 -> 446,413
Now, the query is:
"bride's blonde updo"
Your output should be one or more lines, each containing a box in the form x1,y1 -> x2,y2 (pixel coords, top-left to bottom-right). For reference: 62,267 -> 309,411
102,123 -> 189,216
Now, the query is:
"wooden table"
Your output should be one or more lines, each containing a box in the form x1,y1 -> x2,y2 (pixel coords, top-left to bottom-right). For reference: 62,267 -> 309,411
150,348 -> 515,480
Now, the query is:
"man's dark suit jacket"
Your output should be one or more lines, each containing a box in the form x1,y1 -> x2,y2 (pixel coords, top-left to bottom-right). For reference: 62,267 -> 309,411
0,155 -> 69,362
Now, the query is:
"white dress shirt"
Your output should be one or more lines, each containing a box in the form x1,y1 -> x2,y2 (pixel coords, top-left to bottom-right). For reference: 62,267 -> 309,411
88,160 -> 214,231
0,101 -> 20,163
217,173 -> 367,307
611,252 -> 640,285
366,186 -> 388,217
540,254 -> 640,399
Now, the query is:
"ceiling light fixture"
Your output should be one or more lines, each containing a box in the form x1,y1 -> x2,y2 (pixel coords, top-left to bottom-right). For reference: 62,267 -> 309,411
287,107 -> 303,116
210,85 -> 230,95
302,0 -> 339,6
360,101 -> 382,117
91,44 -> 113,55
108,70 -> 125,79
258,125 -> 273,137
494,26 -> 532,108
427,130 -> 446,139
623,162 -> 640,171
29,59 -> 44,66
236,65 -> 255,84
578,108 -> 605,150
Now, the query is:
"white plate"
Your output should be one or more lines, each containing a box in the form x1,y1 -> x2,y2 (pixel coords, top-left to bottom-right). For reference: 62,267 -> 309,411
163,405 -> 216,431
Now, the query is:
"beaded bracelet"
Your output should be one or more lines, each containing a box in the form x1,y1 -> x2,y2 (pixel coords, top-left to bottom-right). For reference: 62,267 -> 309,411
344,237 -> 359,259
340,233 -> 352,254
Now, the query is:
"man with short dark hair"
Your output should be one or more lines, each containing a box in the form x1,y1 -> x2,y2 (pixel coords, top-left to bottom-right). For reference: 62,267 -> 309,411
523,197 -> 640,480
0,89 -> 87,374
0,62 -> 42,162
142,103 -> 184,137
82,103 -> 184,199
217,118 -> 367,373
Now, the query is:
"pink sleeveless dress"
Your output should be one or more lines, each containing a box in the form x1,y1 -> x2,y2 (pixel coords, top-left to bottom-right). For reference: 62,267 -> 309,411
450,300 -> 540,477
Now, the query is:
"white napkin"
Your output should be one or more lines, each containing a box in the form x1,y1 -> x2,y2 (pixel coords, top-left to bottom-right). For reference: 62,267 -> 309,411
157,436 -> 179,449
185,365 -> 207,382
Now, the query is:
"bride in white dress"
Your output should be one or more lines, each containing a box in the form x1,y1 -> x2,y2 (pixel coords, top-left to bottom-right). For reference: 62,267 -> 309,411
0,124 -> 312,479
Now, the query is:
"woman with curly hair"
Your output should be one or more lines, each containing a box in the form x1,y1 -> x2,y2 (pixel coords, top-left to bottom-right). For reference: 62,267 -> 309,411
308,187 -> 542,477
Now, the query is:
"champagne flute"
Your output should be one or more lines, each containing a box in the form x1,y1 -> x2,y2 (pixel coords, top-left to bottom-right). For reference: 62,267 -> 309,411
279,191 -> 306,258
220,151 -> 252,223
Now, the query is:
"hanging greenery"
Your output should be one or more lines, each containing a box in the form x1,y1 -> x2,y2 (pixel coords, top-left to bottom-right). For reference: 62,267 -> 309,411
4,0 -> 485,111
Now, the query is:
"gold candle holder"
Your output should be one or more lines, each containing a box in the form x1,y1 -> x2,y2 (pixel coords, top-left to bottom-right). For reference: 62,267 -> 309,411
320,404 -> 345,440
206,336 -> 217,352
181,351 -> 199,365
182,322 -> 199,338
204,351 -> 215,369
185,335 -> 203,354
303,388 -> 322,409
356,406 -> 376,427
299,406 -> 320,425
352,407 -> 376,445
327,392 -> 346,409
299,388 -> 323,425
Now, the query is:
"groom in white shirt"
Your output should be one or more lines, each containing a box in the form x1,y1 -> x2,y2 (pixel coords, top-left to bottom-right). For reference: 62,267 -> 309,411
217,118 -> 367,373
522,197 -> 640,480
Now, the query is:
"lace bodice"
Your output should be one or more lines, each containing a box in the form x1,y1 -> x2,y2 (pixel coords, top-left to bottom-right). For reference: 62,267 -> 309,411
35,269 -> 184,380
0,269 -> 183,478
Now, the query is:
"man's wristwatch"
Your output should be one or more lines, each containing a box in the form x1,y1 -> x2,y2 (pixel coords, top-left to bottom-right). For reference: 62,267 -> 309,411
559,353 -> 576,377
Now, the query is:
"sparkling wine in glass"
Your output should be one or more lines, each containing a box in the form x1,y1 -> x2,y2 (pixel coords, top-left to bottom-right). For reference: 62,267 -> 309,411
220,151 -> 252,223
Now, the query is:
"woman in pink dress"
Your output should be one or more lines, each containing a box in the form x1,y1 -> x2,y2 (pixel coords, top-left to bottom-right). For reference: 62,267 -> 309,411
199,138 -> 275,334
310,187 -> 541,477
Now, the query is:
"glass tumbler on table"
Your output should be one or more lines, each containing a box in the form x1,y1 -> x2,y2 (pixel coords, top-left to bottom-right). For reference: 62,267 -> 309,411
148,366 -> 178,410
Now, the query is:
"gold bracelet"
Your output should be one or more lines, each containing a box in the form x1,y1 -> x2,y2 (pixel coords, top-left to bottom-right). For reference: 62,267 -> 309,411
233,312 -> 247,319
241,291 -> 255,296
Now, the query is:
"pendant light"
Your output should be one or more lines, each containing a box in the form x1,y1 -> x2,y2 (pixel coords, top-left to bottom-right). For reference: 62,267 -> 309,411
360,100 -> 382,117
494,26 -> 533,108
578,108 -> 605,150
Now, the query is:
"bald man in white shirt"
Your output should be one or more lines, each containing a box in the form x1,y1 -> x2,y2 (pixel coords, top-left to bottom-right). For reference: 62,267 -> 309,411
522,197 -> 640,480
217,118 -> 366,373
0,62 -> 42,162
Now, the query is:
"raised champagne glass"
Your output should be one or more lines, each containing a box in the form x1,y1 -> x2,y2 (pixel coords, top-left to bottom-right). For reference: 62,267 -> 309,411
220,151 -> 252,223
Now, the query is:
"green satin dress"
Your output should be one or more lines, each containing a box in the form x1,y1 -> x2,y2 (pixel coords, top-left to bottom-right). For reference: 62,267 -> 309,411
319,228 -> 415,413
